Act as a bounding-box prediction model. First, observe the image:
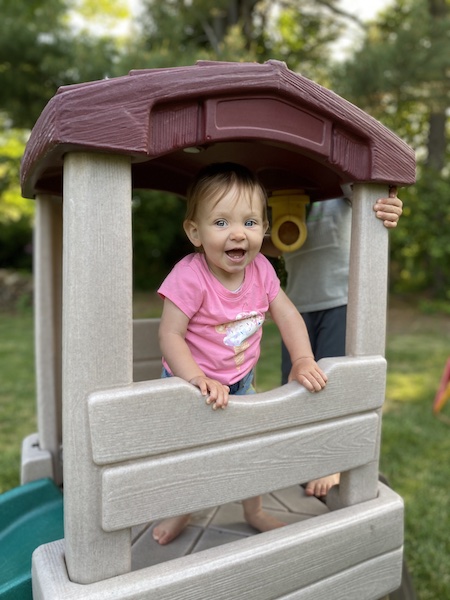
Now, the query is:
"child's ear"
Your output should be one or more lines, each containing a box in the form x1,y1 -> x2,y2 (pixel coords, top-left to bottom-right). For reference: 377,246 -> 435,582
183,220 -> 202,247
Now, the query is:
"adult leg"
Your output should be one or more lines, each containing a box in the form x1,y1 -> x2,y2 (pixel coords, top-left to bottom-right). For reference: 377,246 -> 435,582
281,305 -> 347,495
281,310 -> 319,384
304,305 -> 347,496
313,305 -> 347,361
283,305 -> 347,380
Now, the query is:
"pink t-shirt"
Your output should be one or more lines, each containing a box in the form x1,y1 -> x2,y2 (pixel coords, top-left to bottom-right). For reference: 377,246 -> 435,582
158,252 -> 280,385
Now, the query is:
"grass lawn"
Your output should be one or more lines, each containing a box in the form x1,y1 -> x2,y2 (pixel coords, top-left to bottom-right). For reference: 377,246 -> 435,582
1,296 -> 449,599
0,309 -> 36,493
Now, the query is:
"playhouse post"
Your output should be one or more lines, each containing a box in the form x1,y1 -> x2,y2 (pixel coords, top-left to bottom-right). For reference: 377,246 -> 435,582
27,195 -> 63,485
337,182 -> 390,507
346,183 -> 390,357
62,153 -> 133,583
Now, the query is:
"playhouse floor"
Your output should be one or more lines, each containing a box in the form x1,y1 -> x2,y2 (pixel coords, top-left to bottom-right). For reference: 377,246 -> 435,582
130,485 -> 329,570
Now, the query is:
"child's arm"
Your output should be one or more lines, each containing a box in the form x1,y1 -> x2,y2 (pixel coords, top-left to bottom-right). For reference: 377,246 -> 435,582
159,298 -> 230,409
269,289 -> 327,392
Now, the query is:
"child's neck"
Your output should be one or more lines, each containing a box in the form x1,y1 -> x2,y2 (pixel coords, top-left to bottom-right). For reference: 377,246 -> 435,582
216,271 -> 245,291
205,259 -> 245,291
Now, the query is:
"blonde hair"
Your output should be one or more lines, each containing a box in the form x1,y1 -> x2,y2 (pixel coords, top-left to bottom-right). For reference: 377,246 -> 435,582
185,162 -> 268,226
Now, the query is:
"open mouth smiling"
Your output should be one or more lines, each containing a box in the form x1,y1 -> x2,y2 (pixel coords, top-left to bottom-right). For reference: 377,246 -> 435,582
226,248 -> 246,260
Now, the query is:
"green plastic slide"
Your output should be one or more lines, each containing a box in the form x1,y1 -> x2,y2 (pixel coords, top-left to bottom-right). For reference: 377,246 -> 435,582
0,478 -> 63,599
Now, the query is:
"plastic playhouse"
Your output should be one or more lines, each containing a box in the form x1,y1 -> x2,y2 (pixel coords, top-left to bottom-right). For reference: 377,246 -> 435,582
5,60 -> 416,599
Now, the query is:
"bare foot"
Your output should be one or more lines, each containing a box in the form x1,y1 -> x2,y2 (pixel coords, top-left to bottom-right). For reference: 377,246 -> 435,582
305,473 -> 340,497
242,496 -> 286,532
152,515 -> 191,545
244,509 -> 286,532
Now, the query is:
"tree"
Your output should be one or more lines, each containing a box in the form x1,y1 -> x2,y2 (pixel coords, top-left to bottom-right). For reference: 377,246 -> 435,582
331,0 -> 449,165
0,0 -> 128,129
0,0 -> 129,267
0,122 -> 34,270
0,125 -> 32,223
331,0 -> 450,300
119,0 -> 346,82
390,172 -> 450,300
132,191 -> 192,290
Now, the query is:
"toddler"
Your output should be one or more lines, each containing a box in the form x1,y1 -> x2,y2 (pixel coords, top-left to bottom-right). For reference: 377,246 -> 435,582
153,162 -> 327,545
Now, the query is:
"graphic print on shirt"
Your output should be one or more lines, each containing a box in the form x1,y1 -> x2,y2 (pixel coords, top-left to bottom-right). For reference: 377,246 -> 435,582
216,311 -> 265,368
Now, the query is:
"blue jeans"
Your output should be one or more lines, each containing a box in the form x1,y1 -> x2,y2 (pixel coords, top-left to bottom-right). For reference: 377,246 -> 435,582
161,367 -> 255,396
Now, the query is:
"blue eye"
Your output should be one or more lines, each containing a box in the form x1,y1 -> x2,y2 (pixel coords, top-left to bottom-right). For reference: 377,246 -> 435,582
215,219 -> 227,227
245,219 -> 257,227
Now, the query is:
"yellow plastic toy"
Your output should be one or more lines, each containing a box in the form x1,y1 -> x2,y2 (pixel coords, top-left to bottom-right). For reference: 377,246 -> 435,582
268,189 -> 310,252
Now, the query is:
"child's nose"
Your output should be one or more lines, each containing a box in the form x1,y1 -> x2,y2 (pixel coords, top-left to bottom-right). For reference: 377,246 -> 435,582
230,226 -> 246,240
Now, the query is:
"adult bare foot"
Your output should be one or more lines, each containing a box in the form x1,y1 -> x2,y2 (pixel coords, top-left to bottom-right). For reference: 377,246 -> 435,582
152,515 -> 191,545
305,473 -> 340,497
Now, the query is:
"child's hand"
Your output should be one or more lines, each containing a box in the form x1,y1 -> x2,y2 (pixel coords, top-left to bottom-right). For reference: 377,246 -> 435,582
288,357 -> 327,392
189,376 -> 230,410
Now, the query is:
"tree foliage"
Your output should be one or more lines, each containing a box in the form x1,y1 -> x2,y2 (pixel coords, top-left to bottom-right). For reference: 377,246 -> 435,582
0,125 -> 32,223
0,0 -> 125,128
0,0 -> 126,264
331,0 -> 449,165
0,123 -> 34,270
132,191 -> 192,290
1,0 -> 449,298
118,0 -> 344,82
389,170 -> 450,300
330,0 -> 450,300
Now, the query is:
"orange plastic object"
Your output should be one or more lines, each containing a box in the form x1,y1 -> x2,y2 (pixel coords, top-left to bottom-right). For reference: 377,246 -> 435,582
433,358 -> 450,413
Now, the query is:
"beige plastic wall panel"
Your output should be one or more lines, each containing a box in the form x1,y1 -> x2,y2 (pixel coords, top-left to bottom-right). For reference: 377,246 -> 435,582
33,549 -> 403,600
102,412 -> 379,531
346,184 -> 390,357
327,460 -> 382,511
62,153 -> 133,584
259,550 -> 404,600
326,404 -> 384,510
32,484 -> 403,600
340,183 -> 390,507
34,195 -> 63,484
21,433 -> 54,484
89,355 -> 386,465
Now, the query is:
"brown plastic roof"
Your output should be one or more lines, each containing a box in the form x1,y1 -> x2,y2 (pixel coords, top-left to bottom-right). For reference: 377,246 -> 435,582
21,60 -> 415,201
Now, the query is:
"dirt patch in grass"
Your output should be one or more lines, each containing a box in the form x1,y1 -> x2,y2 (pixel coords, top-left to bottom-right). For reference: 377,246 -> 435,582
387,295 -> 450,336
